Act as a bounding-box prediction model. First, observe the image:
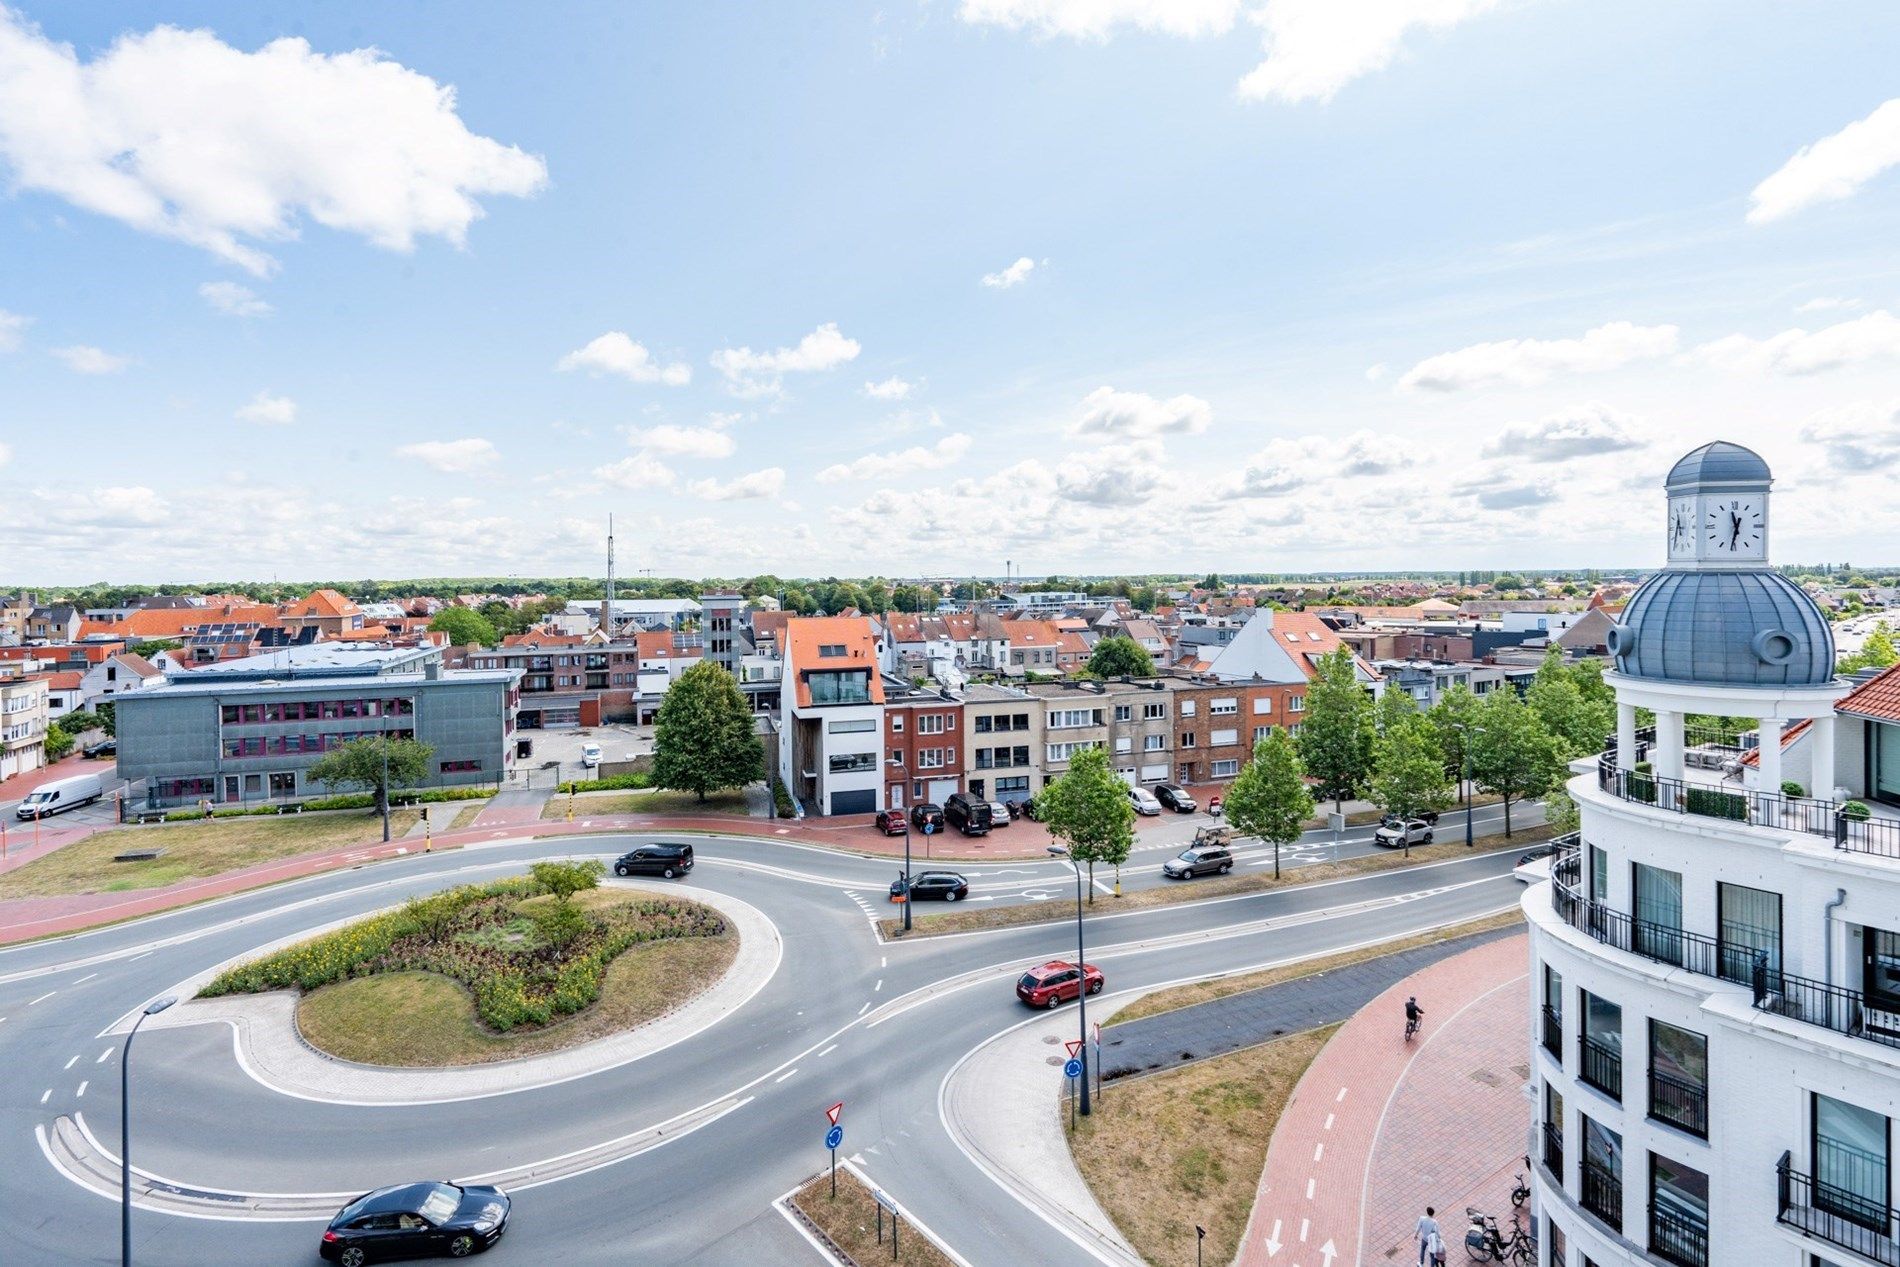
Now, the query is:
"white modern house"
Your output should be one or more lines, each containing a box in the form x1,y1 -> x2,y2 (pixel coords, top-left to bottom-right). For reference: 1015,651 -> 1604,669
778,616 -> 886,816
1527,441 -> 1900,1267
80,652 -> 165,709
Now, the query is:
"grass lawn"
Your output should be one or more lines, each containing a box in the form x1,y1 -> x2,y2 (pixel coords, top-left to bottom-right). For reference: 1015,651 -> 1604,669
0,809 -> 421,899
445,804 -> 485,831
877,826 -> 1554,939
791,1169 -> 956,1267
542,788 -> 752,820
1069,1026 -> 1337,1267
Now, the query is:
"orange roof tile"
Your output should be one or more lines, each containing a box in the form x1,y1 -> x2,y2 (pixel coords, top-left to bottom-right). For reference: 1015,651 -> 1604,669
284,588 -> 361,618
785,616 -> 884,709
1838,664 -> 1900,723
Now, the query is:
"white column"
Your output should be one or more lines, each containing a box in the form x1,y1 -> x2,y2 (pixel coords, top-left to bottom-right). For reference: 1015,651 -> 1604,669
1617,701 -> 1639,771
1809,713 -> 1837,801
1655,710 -> 1686,784
1758,717 -> 1784,800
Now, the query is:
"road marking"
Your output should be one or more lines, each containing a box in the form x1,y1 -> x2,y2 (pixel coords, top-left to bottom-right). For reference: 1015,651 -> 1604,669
880,956 -> 887,968
857,1002 -> 870,1016
774,1068 -> 799,1084
1300,1217 -> 1309,1242
30,992 -> 56,1006
818,1044 -> 838,1058
63,1056 -> 79,1070
129,951 -> 152,961
1305,1178 -> 1315,1199
1336,1086 -> 1348,1103
73,972 -> 97,984
40,1089 -> 50,1105
874,979 -> 882,992
76,1080 -> 88,1098
1323,1113 -> 1334,1130
1313,1143 -> 1324,1162
95,1049 -> 112,1064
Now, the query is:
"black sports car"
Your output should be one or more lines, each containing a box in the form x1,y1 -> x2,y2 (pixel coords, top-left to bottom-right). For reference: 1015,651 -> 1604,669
320,1181 -> 509,1264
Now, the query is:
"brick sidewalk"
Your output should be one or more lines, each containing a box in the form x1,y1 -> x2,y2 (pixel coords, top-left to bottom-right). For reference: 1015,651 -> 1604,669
1235,934 -> 1530,1267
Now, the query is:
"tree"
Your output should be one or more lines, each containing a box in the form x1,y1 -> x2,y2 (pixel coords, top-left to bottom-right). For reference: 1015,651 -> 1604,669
306,736 -> 435,815
651,661 -> 764,802
1526,649 -> 1614,758
1225,730 -> 1314,878
1084,635 -> 1154,679
429,607 -> 498,648
1037,746 -> 1136,902
1840,622 -> 1900,674
44,728 -> 74,761
1375,685 -> 1420,736
1368,717 -> 1454,845
1296,647 -> 1374,811
131,638 -> 183,659
529,859 -> 605,906
1543,786 -> 1580,836
1427,682 -> 1480,789
1467,688 -> 1567,836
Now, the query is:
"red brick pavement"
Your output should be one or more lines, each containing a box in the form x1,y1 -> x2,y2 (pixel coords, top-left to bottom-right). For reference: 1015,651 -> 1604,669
1235,934 -> 1530,1267
0,752 -> 91,800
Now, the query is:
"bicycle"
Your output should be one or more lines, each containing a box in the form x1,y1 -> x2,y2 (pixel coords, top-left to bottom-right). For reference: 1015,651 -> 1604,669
1464,1208 -> 1535,1264
1510,1158 -> 1530,1210
1405,1015 -> 1421,1041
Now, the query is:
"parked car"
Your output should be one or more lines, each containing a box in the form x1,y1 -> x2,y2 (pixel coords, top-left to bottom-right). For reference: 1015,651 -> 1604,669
15,773 -> 105,820
82,736 -> 116,759
1373,818 -> 1434,848
1020,796 -> 1044,822
1153,783 -> 1198,813
986,799 -> 1013,827
1514,843 -> 1562,883
874,808 -> 908,836
1162,846 -> 1234,879
1016,959 -> 1104,1009
580,742 -> 602,769
1128,786 -> 1162,816
612,843 -> 694,878
319,1181 -> 509,1265
889,870 -> 970,902
1378,810 -> 1439,829
909,803 -> 945,833
944,792 -> 992,836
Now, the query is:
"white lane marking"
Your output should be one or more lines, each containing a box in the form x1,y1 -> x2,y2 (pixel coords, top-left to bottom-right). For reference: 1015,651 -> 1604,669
874,979 -> 882,992
30,991 -> 56,1006
39,1089 -> 50,1105
73,972 -> 97,984
818,1044 -> 838,1058
774,1068 -> 799,1084
856,1002 -> 870,1016
880,956 -> 887,968
63,1055 -> 79,1070
1323,1113 -> 1334,1130
76,1080 -> 88,1098
1300,1217 -> 1309,1242
95,1049 -> 112,1064
1305,1177 -> 1315,1199
129,951 -> 152,961
1336,1087 -> 1348,1103
1313,1142 -> 1323,1162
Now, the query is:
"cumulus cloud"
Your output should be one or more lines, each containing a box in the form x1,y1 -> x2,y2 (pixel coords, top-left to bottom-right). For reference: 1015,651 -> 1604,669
556,332 -> 691,386
863,376 -> 913,400
1482,404 -> 1647,462
234,390 -> 296,425
0,307 -> 32,351
1398,321 -> 1678,392
0,9 -> 547,275
1068,386 -> 1213,439
1470,481 -> 1551,511
198,281 -> 271,317
710,322 -> 859,396
1749,99 -> 1900,225
593,453 -> 677,490
396,437 -> 497,473
1057,446 -> 1164,506
1800,400 -> 1900,470
956,0 -> 1242,40
52,344 -> 130,374
623,424 -> 735,459
1694,310 -> 1900,376
816,433 -> 972,482
1231,430 -> 1397,497
1237,0 -> 1507,103
689,467 -> 786,501
1797,296 -> 1861,314
981,256 -> 1036,288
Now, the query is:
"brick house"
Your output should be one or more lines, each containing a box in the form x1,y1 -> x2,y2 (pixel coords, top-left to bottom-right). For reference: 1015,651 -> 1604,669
882,682 -> 964,810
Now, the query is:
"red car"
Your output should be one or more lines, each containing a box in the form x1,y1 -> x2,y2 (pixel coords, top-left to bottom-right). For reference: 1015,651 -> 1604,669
874,808 -> 908,836
1016,960 -> 1104,1009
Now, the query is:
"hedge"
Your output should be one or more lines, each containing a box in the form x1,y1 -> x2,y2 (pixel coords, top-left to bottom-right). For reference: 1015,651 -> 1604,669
1685,787 -> 1748,821
557,772 -> 654,794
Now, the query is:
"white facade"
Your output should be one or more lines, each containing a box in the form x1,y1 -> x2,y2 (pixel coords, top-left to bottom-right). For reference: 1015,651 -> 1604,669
80,654 -> 165,707
0,676 -> 48,781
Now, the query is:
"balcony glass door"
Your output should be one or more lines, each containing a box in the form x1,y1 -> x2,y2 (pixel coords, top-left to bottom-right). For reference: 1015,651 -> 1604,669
1864,929 -> 1900,1032
1633,863 -> 1684,964
1718,881 -> 1782,984
1874,723 -> 1900,807
1813,1094 -> 1890,1232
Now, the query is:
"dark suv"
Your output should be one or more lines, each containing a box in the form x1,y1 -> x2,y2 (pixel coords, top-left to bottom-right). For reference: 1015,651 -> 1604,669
943,792 -> 992,836
909,803 -> 945,833
612,843 -> 694,878
1162,846 -> 1233,879
1153,783 -> 1198,813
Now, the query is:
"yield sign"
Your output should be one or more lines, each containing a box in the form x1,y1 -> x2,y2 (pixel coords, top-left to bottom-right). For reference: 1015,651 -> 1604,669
1065,1039 -> 1084,1059
825,1101 -> 844,1127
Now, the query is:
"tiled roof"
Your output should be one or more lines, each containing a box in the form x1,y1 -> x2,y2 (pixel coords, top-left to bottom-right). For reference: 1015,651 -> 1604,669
1837,663 -> 1900,723
1003,619 -> 1064,648
785,616 -> 884,709
33,670 -> 84,690
284,588 -> 362,618
1739,718 -> 1812,768
111,653 -> 163,678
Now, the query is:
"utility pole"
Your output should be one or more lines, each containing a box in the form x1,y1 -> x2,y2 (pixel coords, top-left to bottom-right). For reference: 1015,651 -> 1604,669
600,514 -> 615,636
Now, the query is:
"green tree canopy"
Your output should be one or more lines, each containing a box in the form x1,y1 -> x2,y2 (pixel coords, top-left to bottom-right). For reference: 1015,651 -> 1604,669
306,736 -> 436,813
651,661 -> 764,802
1369,715 -> 1455,827
1526,649 -> 1615,759
1840,622 -> 1900,674
1296,647 -> 1374,811
131,638 -> 183,659
1467,688 -> 1567,836
1426,683 -> 1479,779
1375,685 -> 1421,735
44,727 -> 74,761
1084,635 -> 1155,679
529,859 -> 605,906
1037,745 -> 1136,902
1225,730 -> 1314,878
429,607 -> 498,648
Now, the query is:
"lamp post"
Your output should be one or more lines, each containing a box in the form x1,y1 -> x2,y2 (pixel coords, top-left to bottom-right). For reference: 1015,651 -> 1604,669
1457,720 -> 1474,848
1047,844 -> 1091,1117
122,995 -> 177,1266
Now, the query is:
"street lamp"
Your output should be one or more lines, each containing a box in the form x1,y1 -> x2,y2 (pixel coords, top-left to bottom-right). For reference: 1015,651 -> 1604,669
1047,844 -> 1091,1117
122,995 -> 176,1267
1457,721 -> 1474,848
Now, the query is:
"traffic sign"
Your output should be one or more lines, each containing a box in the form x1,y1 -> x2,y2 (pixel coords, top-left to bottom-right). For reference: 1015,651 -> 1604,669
825,1124 -> 844,1151
922,821 -> 935,835
825,1101 -> 844,1126
1063,1058 -> 1083,1079
1065,1038 -> 1084,1059
1092,1022 -> 1101,1046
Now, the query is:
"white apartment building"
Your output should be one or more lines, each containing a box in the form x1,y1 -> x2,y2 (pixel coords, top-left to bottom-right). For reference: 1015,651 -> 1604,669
1527,442 -> 1900,1267
778,616 -> 886,816
0,675 -> 49,781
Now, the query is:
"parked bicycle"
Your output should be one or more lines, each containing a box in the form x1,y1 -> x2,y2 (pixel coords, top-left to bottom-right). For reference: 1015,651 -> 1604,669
1510,1159 -> 1530,1210
1464,1208 -> 1534,1264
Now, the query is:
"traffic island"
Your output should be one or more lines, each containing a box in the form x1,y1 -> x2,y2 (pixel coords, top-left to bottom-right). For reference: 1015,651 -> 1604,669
788,1165 -> 959,1267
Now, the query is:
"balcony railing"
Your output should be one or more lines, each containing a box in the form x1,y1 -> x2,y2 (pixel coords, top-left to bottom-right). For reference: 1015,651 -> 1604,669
1542,1119 -> 1563,1179
1648,1066 -> 1709,1138
1580,1034 -> 1622,1100
1649,1203 -> 1709,1267
1778,1151 -> 1900,1267
1582,1160 -> 1623,1232
1598,761 -> 1900,861
1542,1003 -> 1562,1057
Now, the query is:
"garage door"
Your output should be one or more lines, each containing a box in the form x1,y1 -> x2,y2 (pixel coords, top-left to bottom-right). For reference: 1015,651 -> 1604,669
926,778 -> 958,802
830,789 -> 876,816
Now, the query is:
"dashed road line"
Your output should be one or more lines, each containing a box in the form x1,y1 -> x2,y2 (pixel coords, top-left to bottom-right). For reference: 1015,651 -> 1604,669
95,1049 -> 112,1064
1324,1113 -> 1334,1130
1313,1143 -> 1324,1162
1336,1086 -> 1348,1103
818,1044 -> 838,1058
874,979 -> 882,992
63,1055 -> 79,1070
72,972 -> 97,984
1305,1178 -> 1315,1199
774,1068 -> 799,1084
30,991 -> 56,1006
856,1002 -> 870,1016
39,1089 -> 50,1105
76,1080 -> 88,1098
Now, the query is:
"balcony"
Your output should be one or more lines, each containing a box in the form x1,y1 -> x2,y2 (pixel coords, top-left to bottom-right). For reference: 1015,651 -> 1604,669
1542,1004 -> 1562,1058
1580,1034 -> 1622,1100
1581,1159 -> 1622,1232
1648,1067 -> 1709,1138
1597,761 -> 1900,862
1777,1151 -> 1899,1267
1542,1120 -> 1563,1178
1649,1204 -> 1709,1267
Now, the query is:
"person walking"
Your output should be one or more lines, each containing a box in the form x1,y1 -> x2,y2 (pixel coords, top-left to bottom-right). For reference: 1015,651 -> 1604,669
1414,1207 -> 1440,1266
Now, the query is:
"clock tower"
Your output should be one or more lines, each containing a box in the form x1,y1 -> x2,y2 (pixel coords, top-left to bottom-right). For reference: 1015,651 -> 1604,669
1663,441 -> 1771,569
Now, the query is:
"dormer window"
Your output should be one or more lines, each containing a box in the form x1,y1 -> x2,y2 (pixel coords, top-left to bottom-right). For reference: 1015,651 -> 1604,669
819,644 -> 847,658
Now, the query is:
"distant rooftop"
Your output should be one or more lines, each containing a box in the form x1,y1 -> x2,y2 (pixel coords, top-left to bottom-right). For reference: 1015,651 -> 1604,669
170,643 -> 432,680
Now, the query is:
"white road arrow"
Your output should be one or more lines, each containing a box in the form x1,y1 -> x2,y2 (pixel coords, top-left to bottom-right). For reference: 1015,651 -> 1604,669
1318,1238 -> 1338,1266
1262,1218 -> 1283,1256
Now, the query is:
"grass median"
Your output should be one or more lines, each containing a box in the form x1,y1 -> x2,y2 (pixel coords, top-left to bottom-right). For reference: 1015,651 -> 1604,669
791,1168 -> 956,1267
877,824 -> 1554,940
0,809 -> 422,898
542,789 -> 751,820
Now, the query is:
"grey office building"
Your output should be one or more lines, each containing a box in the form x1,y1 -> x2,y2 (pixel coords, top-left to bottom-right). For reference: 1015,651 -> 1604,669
116,644 -> 521,807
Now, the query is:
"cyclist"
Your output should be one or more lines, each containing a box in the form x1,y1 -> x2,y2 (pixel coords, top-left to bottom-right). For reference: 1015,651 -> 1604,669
1404,996 -> 1424,1039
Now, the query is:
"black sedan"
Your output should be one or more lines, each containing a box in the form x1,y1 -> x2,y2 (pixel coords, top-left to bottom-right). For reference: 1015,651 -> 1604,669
889,870 -> 970,902
320,1181 -> 509,1265
1153,783 -> 1198,813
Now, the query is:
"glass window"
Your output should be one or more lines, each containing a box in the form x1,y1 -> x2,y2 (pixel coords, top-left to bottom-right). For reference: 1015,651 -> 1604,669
828,718 -> 876,734
1589,845 -> 1608,903
1546,1219 -> 1566,1267
1580,990 -> 1621,1099
1864,927 -> 1900,1015
807,671 -> 871,705
1648,1154 -> 1709,1267
1211,759 -> 1240,777
1581,1116 -> 1623,1230
1632,862 -> 1684,963
1648,1020 -> 1707,1138
1718,881 -> 1782,982
1114,705 -> 1132,722
1144,702 -> 1167,720
1814,1094 -> 1890,1231
827,752 -> 878,774
974,715 -> 993,733
1253,697 -> 1272,715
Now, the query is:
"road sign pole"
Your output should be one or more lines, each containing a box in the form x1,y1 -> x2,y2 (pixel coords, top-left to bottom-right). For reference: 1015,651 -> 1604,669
903,825 -> 913,933
829,1143 -> 836,1197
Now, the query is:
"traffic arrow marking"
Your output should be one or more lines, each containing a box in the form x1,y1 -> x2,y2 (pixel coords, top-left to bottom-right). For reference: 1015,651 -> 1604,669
1263,1218 -> 1282,1256
1319,1238 -> 1337,1266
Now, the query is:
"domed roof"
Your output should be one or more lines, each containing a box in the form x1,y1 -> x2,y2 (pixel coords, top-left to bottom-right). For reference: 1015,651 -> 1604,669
1666,441 -> 1771,490
1609,569 -> 1834,687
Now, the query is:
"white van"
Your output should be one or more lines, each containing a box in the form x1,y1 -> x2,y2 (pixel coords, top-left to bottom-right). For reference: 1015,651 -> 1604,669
16,773 -> 105,820
580,742 -> 603,769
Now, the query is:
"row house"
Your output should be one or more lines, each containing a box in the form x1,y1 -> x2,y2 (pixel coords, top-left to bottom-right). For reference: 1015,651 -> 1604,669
779,616 -> 886,816
1171,680 -> 1308,787
1022,678 -> 1196,788
0,675 -> 48,781
961,683 -> 1044,805
25,604 -> 81,643
882,682 -> 964,811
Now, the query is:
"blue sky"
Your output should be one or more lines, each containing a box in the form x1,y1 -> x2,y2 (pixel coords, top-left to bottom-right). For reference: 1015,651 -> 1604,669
4,0 -> 1900,584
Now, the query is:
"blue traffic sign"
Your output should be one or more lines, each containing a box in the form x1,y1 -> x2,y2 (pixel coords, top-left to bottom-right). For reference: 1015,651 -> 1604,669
826,1124 -> 844,1151
1063,1058 -> 1083,1079
922,821 -> 935,835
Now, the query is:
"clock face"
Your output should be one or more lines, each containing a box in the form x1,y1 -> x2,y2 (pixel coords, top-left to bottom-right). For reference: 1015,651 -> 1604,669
1667,498 -> 1696,556
1705,498 -> 1764,555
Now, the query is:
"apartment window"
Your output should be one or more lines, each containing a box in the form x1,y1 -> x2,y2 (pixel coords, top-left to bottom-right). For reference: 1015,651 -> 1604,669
974,715 -> 993,733
440,759 -> 481,773
1211,728 -> 1238,747
1253,697 -> 1272,715
996,776 -> 1029,795
828,752 -> 878,774
1588,845 -> 1608,903
1179,732 -> 1196,748
1544,1082 -> 1565,1179
1115,737 -> 1133,754
1865,927 -> 1900,1016
1288,695 -> 1304,713
1211,759 -> 1240,778
890,715 -> 905,732
918,749 -> 945,770
1541,963 -> 1563,1057
1579,990 -> 1621,1100
918,714 -> 945,735
1114,704 -> 1132,722
1011,712 -> 1029,731
1718,881 -> 1782,983
1648,1154 -> 1709,1267
1813,1093 -> 1890,1233
1210,697 -> 1237,716
1049,708 -> 1098,730
1251,726 -> 1270,744
1143,702 -> 1166,720
1047,741 -> 1096,762
1546,1219 -> 1566,1267
1581,1116 -> 1623,1232
1143,734 -> 1166,752
828,718 -> 876,734
1648,1020 -> 1708,1138
1632,862 -> 1684,965
1012,745 -> 1028,767
1181,700 -> 1197,717
807,671 -> 871,705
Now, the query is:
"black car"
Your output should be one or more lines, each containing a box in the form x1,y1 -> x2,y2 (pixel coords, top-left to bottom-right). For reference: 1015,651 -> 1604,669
320,1181 -> 509,1265
82,736 -> 117,759
889,870 -> 970,902
908,803 -> 945,833
1517,844 -> 1561,867
612,843 -> 694,878
1153,783 -> 1198,813
1162,846 -> 1233,879
1379,810 -> 1440,829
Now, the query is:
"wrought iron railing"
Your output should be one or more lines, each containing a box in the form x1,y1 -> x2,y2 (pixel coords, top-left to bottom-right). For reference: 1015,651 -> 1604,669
1648,1066 -> 1708,1138
1580,1034 -> 1622,1100
1582,1159 -> 1623,1232
1778,1150 -> 1900,1266
1597,762 -> 1900,860
1541,1003 -> 1562,1058
1648,1202 -> 1710,1267
1542,1119 -> 1563,1179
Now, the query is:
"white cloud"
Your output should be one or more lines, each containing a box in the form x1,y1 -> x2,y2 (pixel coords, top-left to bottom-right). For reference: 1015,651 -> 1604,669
710,322 -> 859,395
1231,430 -> 1397,497
0,10 -> 547,274
1800,400 -> 1900,470
234,390 -> 296,425
863,375 -> 913,400
816,433 -> 973,482
624,424 -> 736,459
1057,444 -> 1165,505
556,332 -> 691,386
1364,362 -> 1388,381
688,467 -> 786,501
1398,321 -> 1679,392
1068,386 -> 1213,439
1748,99 -> 1900,225
956,0 -> 1242,40
593,453 -> 677,490
51,344 -> 130,374
1469,480 -> 1552,511
1237,0 -> 1506,104
981,256 -> 1036,289
1797,296 -> 1861,314
1694,310 -> 1900,376
1482,403 -> 1648,462
198,281 -> 271,317
0,308 -> 31,351
396,437 -> 497,473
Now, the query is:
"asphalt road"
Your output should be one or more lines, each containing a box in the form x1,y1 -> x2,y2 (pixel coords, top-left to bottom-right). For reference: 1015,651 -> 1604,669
0,815 -> 1533,1266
